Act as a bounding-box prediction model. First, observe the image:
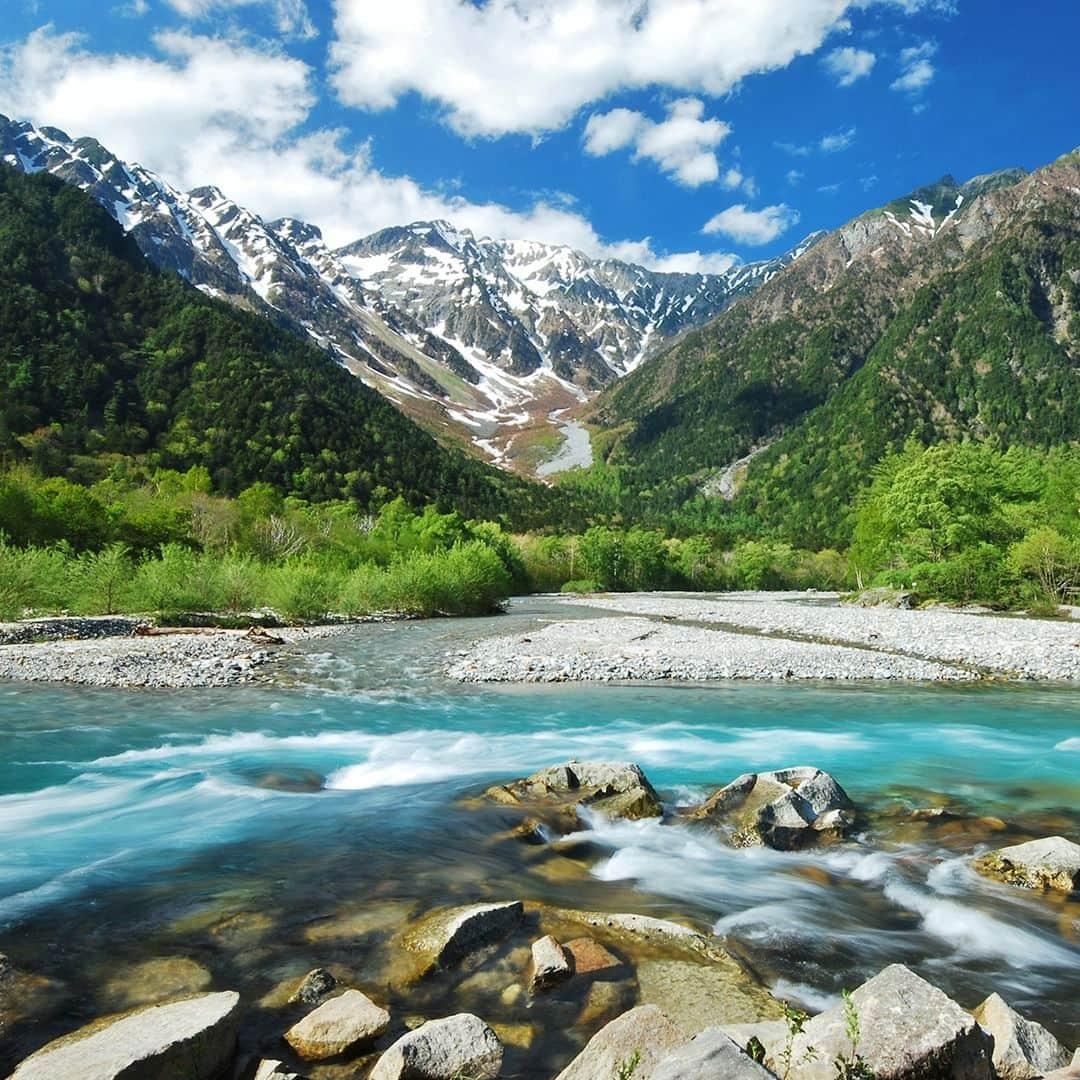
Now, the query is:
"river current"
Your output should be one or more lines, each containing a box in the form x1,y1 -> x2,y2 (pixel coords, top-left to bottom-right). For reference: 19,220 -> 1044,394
1,598 -> 1078,1072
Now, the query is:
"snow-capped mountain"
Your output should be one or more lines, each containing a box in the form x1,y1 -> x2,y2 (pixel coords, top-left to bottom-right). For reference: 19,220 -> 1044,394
0,114 -> 818,472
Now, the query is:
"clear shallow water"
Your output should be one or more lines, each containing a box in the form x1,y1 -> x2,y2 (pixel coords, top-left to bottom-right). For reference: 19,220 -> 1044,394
1,600 -> 1079,1069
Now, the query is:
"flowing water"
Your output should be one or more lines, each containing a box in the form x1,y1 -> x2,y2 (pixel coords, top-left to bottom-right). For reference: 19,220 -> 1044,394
1,598 -> 1079,1074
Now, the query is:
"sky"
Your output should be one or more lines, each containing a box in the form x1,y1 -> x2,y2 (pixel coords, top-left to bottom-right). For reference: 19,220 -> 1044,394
1,0 -> 1078,273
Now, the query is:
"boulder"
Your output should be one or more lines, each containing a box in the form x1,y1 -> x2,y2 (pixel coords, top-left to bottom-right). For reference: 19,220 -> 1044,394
973,837 -> 1080,894
530,935 -> 572,992
402,902 -> 525,977
971,993 -> 1072,1080
288,968 -> 336,1006
370,1013 -> 503,1080
785,965 -> 992,1080
283,989 -> 390,1061
254,1061 -> 307,1080
484,760 -> 662,831
555,1005 -> 687,1080
10,990 -> 241,1080
652,1027 -> 779,1079
687,767 -> 855,850
721,1020 -> 789,1061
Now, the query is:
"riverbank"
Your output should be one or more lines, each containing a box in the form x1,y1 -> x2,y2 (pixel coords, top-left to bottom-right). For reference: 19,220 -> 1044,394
449,592 -> 1080,683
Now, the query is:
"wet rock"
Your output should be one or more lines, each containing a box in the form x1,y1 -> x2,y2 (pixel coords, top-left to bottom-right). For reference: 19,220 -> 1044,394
687,767 -> 855,850
578,980 -> 637,1029
402,901 -> 524,976
11,990 -> 241,1080
564,938 -> 623,976
637,958 -> 781,1031
971,993 -> 1072,1080
786,965 -> 992,1080
973,837 -> 1080,893
288,968 -> 336,1006
100,956 -> 212,1010
245,768 -> 324,793
530,935 -> 572,992
0,961 -> 66,1038
652,1027 -> 779,1079
484,760 -> 662,832
555,1005 -> 687,1080
284,989 -> 390,1061
254,1061 -> 307,1080
370,1013 -> 503,1080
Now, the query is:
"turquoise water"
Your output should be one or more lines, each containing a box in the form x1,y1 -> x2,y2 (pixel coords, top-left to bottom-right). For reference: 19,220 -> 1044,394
1,601 -> 1079,1067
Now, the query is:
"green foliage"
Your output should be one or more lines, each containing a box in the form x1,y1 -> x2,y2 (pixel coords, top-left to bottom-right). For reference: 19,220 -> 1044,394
778,1000 -> 817,1080
833,989 -> 875,1080
612,1049 -> 642,1080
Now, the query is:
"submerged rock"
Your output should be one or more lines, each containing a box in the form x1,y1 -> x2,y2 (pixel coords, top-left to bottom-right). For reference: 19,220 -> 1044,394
973,836 -> 1080,893
686,766 -> 856,849
637,958 -> 780,1031
100,956 -> 212,1010
563,937 -> 623,977
284,988 -> 390,1061
785,965 -> 992,1080
555,1005 -> 686,1080
530,935 -> 572,993
484,760 -> 662,832
10,990 -> 241,1080
971,993 -> 1072,1080
370,1013 -> 503,1080
402,901 -> 525,977
652,1027 -> 778,1080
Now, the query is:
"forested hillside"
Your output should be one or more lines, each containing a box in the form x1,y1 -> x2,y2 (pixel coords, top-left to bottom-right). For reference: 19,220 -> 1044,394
0,166 -> 563,528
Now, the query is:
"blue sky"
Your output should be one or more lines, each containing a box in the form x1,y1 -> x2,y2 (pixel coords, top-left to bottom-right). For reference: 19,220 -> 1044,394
2,0 -> 1078,272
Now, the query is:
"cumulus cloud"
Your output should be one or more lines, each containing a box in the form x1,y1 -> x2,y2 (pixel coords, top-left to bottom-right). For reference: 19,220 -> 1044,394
891,41 -> 937,93
0,26 -> 736,272
329,0 -> 865,138
822,46 -> 876,86
164,0 -> 316,39
703,203 -> 801,245
584,98 -> 730,187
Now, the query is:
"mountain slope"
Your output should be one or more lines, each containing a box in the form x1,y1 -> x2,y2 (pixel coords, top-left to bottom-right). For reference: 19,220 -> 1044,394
0,165 -> 561,526
592,153 -> 1080,545
0,115 -> 816,473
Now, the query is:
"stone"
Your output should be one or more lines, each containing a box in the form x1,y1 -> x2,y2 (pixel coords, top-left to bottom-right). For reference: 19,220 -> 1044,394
721,1020 -> 789,1061
785,965 -> 992,1080
484,760 -> 663,832
284,989 -> 391,1061
973,837 -> 1080,894
100,956 -> 212,1010
971,993 -> 1072,1080
531,935 -> 572,992
652,1027 -> 779,1080
402,902 -> 525,976
288,968 -> 336,1006
577,980 -> 637,1029
555,1005 -> 687,1080
564,938 -> 623,976
10,990 -> 241,1080
636,959 -> 781,1032
687,767 -> 856,850
370,1013 -> 503,1080
254,1061 -> 306,1080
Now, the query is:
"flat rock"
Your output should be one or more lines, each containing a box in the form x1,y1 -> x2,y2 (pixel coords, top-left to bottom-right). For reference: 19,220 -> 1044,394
370,1013 -> 503,1080
288,968 -> 336,1006
530,935 -> 572,992
687,767 -> 855,850
971,993 -> 1072,1080
973,837 -> 1080,893
284,989 -> 390,1061
637,958 -> 781,1031
564,938 -> 623,976
100,956 -> 212,1010
555,1005 -> 687,1080
10,990 -> 241,1080
786,965 -> 992,1080
652,1027 -> 779,1079
402,902 -> 524,977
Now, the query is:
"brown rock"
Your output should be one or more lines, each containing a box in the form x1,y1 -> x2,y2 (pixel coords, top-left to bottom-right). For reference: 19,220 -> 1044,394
564,938 -> 623,976
284,989 -> 391,1061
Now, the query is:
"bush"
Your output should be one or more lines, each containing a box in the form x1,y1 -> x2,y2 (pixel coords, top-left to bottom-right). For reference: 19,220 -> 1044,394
0,540 -> 69,620
265,563 -> 345,621
560,579 -> 604,594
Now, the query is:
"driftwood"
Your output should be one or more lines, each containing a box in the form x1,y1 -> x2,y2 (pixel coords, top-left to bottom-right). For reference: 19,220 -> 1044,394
135,625 -> 285,645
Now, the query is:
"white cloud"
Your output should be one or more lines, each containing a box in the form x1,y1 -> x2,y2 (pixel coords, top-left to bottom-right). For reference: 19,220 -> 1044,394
0,26 -> 736,273
164,0 -> 316,39
651,250 -> 739,275
703,203 -> 801,245
817,182 -> 841,194
819,127 -> 857,152
822,46 -> 876,86
891,41 -> 937,93
722,167 -> 758,197
330,0 -> 866,138
786,168 -> 805,185
584,98 -> 730,187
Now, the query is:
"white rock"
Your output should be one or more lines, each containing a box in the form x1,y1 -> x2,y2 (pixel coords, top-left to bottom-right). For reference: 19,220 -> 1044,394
555,1005 -> 687,1080
370,1013 -> 503,1080
972,993 -> 1072,1080
652,1027 -> 778,1079
530,935 -> 571,992
284,989 -> 390,1061
973,837 -> 1080,893
253,1061 -> 306,1080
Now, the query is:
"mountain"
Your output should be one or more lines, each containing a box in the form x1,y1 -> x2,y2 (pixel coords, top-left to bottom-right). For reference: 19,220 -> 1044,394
0,164 -> 564,527
0,116 -> 817,474
591,153 -> 1080,545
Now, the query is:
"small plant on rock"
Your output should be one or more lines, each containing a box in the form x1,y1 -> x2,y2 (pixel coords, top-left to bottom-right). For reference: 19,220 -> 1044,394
778,1000 -> 817,1079
613,1049 -> 642,1079
833,989 -> 875,1080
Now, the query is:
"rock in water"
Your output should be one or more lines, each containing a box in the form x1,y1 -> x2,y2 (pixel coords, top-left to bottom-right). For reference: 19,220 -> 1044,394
284,989 -> 390,1060
555,1005 -> 687,1080
370,1013 -> 503,1080
971,993 -> 1072,1080
402,902 -> 524,976
785,965 -> 992,1080
530,935 -> 572,992
652,1027 -> 778,1080
254,1061 -> 307,1080
972,837 -> 1080,893
484,760 -> 662,831
687,766 -> 855,849
10,990 -> 241,1080
289,968 -> 336,1006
